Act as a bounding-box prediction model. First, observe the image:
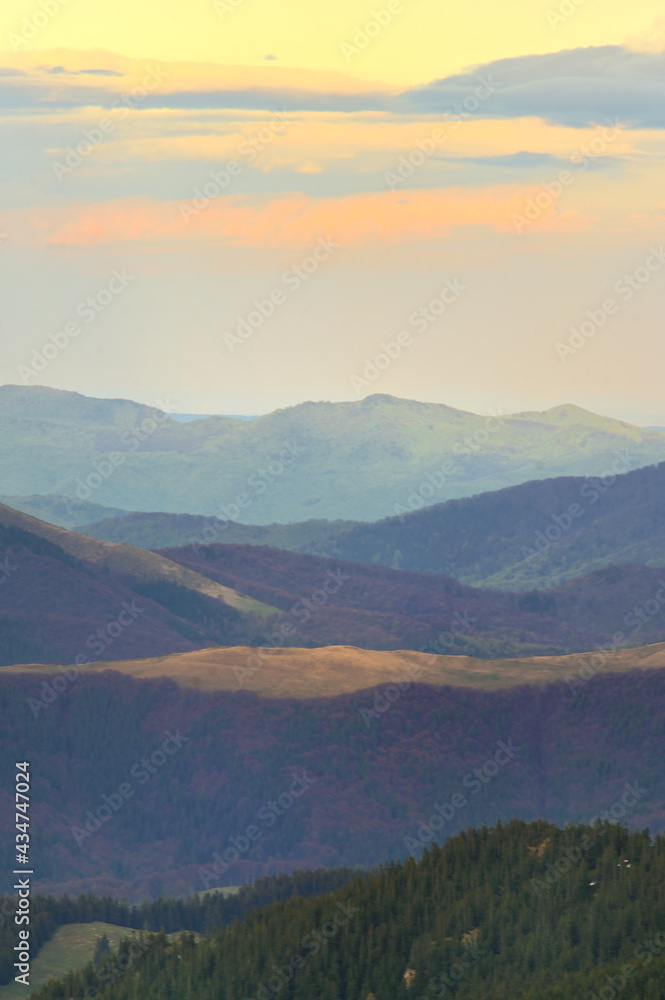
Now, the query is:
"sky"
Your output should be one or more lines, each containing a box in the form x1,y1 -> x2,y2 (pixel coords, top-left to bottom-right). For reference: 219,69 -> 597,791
1,1 -> 664,422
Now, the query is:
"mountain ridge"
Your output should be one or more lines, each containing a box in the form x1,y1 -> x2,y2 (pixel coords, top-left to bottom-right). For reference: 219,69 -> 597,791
77,460 -> 665,591
3,385 -> 665,521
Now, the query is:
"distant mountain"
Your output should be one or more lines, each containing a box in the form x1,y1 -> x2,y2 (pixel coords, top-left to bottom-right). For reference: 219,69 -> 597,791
83,510 -> 351,550
79,462 -> 665,591
2,384 -> 665,521
0,503 -> 276,666
0,493 -> 128,529
4,499 -> 665,663
301,461 -> 665,589
1,667 -> 663,898
158,541 -> 665,657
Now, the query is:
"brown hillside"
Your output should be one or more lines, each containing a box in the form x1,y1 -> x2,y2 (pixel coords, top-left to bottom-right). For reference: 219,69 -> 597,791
0,502 -> 277,617
6,641 -> 665,698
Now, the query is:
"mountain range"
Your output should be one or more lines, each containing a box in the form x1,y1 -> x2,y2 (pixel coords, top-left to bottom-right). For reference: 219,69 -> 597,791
1,664 -> 662,899
3,384 -> 665,521
80,460 -> 665,591
4,501 -> 665,662
0,502 -> 277,666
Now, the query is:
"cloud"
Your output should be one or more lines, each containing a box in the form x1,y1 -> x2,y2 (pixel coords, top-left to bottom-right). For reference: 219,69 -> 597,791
12,186 -> 588,249
435,151 -> 619,172
400,45 -> 665,129
0,81 -> 113,111
438,151 -> 564,168
40,64 -> 124,76
78,68 -> 125,76
141,88 -> 392,113
1,45 -> 665,129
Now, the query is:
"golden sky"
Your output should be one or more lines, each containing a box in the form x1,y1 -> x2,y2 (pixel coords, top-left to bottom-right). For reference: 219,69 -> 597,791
2,0 -> 664,83
1,1 -> 665,421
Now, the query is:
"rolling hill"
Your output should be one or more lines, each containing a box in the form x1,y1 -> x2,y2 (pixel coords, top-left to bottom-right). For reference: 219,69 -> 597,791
0,666 -> 663,899
0,493 -> 129,530
301,460 -> 665,589
0,503 -> 277,665
78,461 -> 665,592
2,384 -> 665,521
7,640 -> 665,698
0,923 -> 141,1000
159,541 -> 665,657
83,510 -> 350,551
4,500 -> 665,663
0,503 -> 275,617
30,821 -> 665,1000
0,868 -> 358,992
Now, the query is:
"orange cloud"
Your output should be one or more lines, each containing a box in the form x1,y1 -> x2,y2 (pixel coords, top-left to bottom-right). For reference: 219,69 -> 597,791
21,186 -> 588,250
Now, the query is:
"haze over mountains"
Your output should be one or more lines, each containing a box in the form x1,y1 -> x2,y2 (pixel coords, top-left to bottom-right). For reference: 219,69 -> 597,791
3,385 -> 665,522
2,384 -> 665,930
0,503 -> 275,666
81,460 -> 665,591
4,502 -> 665,663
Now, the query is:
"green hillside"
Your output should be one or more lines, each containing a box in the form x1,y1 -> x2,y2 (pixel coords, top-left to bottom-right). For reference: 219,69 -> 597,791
0,495 -> 128,530
0,923 -> 139,1000
32,820 -> 665,1000
302,460 -> 665,589
2,386 -> 665,522
78,461 -> 665,593
82,511 -> 353,550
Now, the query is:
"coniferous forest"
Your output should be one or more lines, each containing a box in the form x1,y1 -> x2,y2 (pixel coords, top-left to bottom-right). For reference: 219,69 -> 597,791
27,821 -> 665,1000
